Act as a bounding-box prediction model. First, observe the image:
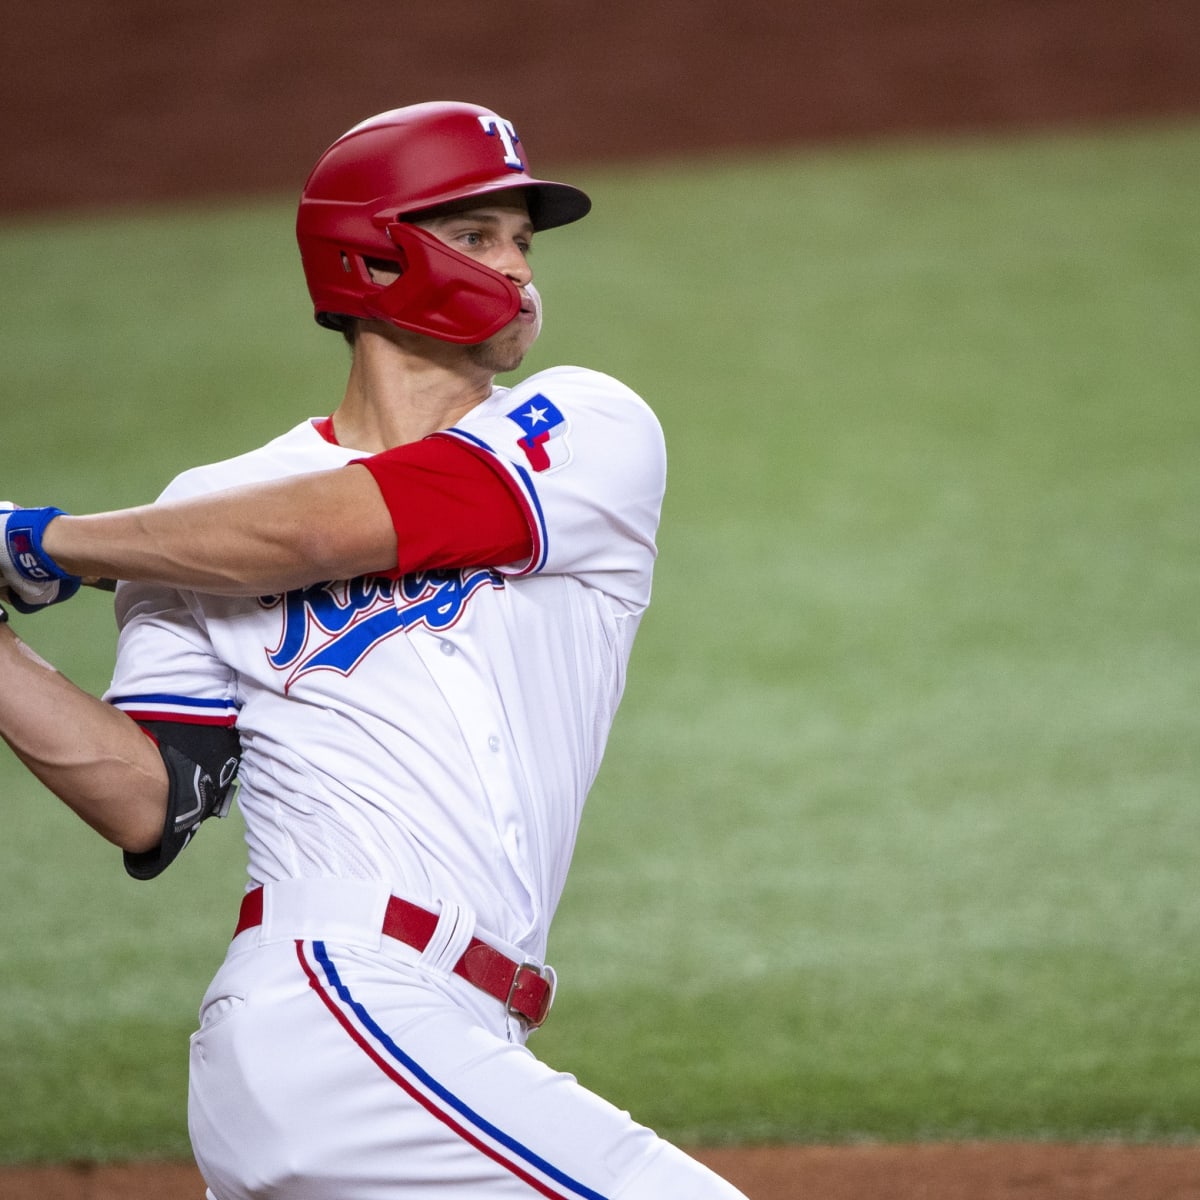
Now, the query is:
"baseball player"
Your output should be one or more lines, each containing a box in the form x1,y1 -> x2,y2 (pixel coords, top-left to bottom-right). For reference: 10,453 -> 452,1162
0,103 -> 748,1199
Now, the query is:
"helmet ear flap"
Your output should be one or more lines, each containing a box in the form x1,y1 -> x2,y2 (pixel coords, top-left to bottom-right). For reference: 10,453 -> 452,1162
358,223 -> 521,345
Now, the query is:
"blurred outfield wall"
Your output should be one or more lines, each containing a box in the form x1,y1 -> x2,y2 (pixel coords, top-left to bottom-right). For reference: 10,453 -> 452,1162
3,0 -> 1200,217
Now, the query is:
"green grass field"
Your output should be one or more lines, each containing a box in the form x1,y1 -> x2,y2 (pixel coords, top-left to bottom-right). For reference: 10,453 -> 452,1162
1,119 -> 1198,1163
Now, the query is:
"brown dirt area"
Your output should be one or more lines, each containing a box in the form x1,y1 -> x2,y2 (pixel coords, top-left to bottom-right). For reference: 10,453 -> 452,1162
5,1145 -> 1200,1200
3,1 -> 1200,1196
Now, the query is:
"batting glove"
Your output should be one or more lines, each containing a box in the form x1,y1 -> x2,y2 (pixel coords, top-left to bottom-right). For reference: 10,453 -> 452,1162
0,503 -> 82,613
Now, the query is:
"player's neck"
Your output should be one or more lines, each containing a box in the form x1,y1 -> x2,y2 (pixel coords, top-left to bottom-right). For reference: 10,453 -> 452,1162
330,325 -> 495,452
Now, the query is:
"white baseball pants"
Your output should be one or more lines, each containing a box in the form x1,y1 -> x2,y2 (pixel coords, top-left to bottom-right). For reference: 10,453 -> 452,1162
188,881 -> 747,1199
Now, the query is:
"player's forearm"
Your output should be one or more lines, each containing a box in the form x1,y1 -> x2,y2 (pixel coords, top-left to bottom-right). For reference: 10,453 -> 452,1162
42,466 -> 398,595
0,624 -> 167,852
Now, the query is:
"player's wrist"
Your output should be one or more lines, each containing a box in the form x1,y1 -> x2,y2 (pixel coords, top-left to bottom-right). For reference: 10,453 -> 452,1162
0,506 -> 82,612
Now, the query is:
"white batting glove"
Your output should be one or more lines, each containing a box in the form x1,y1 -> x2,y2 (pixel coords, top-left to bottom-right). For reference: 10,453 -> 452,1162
0,503 -> 81,613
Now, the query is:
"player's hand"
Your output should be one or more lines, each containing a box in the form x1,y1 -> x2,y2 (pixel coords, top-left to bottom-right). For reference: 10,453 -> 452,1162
0,503 -> 82,613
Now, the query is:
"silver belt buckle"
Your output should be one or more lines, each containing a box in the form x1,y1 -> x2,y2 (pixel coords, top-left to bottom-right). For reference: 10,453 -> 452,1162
506,962 -> 557,1029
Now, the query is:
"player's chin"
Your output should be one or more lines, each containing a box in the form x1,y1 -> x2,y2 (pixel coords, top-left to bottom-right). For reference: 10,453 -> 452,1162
467,321 -> 537,374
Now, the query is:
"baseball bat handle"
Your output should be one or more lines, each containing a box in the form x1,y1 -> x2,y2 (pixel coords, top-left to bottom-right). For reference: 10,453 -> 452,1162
0,578 -> 117,606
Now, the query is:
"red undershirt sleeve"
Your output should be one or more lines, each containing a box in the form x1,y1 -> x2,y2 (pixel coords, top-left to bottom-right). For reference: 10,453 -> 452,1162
352,434 -> 533,577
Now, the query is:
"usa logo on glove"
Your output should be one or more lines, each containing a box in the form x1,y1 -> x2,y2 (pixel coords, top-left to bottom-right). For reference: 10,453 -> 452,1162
0,504 -> 82,613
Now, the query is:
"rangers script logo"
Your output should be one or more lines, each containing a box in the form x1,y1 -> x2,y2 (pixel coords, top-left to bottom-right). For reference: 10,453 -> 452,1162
263,569 -> 502,691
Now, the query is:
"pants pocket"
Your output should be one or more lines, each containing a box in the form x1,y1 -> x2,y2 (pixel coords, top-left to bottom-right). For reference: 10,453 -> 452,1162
194,991 -> 246,1036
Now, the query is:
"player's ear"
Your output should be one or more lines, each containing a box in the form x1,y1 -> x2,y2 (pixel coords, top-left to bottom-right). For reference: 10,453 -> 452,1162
364,257 -> 403,286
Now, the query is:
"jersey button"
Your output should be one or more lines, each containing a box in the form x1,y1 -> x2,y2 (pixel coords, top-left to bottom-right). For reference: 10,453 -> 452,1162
439,640 -> 455,656
488,736 -> 501,752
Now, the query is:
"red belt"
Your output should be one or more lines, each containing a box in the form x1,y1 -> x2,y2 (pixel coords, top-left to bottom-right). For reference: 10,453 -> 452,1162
234,886 -> 555,1029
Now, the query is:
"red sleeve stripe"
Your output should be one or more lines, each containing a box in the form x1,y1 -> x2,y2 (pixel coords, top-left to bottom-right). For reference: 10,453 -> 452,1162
354,435 -> 534,576
116,709 -> 238,727
432,429 -> 547,575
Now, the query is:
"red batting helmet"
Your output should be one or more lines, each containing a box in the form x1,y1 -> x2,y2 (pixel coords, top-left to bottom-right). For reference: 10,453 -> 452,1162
296,101 -> 591,344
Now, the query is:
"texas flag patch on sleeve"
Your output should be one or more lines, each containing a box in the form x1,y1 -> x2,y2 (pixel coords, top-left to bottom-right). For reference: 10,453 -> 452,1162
506,394 -> 570,473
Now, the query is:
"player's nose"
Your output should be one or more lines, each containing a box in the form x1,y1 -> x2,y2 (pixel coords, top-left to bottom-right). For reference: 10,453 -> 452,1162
493,240 -> 533,287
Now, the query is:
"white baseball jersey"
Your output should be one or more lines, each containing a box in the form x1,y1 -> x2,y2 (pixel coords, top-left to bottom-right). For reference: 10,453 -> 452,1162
104,365 -> 665,962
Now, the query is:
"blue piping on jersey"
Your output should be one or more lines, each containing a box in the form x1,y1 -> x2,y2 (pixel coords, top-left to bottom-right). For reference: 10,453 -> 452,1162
108,692 -> 239,710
